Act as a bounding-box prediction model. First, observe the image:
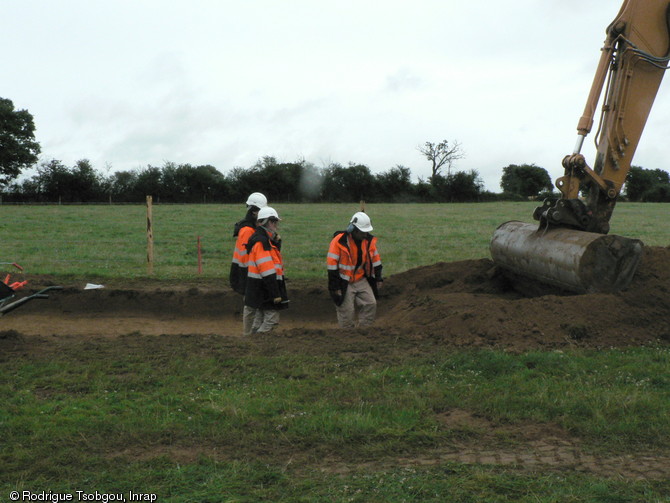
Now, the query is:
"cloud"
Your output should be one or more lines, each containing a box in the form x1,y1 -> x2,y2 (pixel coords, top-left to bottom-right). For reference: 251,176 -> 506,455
385,68 -> 423,92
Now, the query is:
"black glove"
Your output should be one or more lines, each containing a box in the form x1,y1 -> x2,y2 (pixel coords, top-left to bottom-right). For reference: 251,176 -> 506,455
329,290 -> 344,306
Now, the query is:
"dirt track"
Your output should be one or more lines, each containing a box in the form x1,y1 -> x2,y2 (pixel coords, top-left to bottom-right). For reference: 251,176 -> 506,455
3,246 -> 670,479
4,246 -> 670,349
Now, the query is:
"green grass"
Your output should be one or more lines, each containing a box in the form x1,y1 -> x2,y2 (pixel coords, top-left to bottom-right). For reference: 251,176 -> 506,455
2,201 -> 669,280
2,335 -> 670,501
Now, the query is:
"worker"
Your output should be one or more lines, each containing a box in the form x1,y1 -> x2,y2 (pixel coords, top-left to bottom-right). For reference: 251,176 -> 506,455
229,192 -> 267,294
327,212 -> 383,328
243,206 -> 288,335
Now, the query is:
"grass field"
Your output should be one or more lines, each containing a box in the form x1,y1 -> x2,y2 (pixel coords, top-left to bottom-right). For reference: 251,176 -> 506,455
3,337 -> 670,502
2,202 -> 670,502
2,201 -> 669,280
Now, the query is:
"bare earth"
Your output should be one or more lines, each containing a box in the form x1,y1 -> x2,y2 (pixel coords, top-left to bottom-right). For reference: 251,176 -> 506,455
3,246 -> 670,480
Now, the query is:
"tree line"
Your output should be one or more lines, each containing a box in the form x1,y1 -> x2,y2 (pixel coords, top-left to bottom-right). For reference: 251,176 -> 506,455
625,166 -> 670,202
1,156 -> 496,204
2,96 -> 669,203
3,153 -> 666,206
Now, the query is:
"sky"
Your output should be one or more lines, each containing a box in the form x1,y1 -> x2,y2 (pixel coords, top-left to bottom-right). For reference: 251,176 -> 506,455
4,0 -> 670,192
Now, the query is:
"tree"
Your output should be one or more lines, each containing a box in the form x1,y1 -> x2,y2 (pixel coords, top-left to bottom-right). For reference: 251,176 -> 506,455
500,163 -> 553,198
431,170 -> 484,202
20,158 -> 105,202
34,159 -> 71,201
159,162 -> 228,202
109,170 -> 140,202
447,170 -> 484,202
625,166 -> 670,201
321,163 -> 375,202
374,165 -> 414,201
71,159 -> 104,201
253,157 -> 303,202
417,139 -> 464,180
0,97 -> 41,185
135,166 -> 163,200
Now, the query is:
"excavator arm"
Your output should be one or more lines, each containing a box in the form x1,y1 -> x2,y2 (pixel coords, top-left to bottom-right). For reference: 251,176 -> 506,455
491,0 -> 670,294
538,0 -> 670,234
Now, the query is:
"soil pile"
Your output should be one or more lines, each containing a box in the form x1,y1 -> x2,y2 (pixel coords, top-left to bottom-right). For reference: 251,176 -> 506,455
379,246 -> 670,351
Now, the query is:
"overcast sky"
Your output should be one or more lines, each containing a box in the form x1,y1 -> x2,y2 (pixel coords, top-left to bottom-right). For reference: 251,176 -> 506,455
4,0 -> 670,192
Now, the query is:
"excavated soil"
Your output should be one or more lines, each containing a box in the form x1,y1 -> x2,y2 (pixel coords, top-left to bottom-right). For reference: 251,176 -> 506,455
2,246 -> 670,480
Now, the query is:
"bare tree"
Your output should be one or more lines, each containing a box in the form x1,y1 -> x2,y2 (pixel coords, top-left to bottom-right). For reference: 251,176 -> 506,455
417,139 -> 464,179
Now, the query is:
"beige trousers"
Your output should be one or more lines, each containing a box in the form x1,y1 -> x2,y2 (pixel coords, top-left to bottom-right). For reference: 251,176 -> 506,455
336,279 -> 376,329
243,306 -> 280,336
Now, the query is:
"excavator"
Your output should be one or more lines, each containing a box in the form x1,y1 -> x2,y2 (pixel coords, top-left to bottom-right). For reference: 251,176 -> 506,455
490,0 -> 670,294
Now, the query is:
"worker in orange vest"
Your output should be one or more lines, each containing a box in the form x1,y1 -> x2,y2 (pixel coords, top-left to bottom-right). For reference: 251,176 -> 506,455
243,206 -> 288,335
327,212 -> 383,328
229,192 -> 267,294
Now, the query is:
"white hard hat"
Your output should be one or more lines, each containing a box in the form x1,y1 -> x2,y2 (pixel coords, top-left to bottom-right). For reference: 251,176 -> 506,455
350,212 -> 372,232
257,206 -> 281,221
246,192 -> 267,208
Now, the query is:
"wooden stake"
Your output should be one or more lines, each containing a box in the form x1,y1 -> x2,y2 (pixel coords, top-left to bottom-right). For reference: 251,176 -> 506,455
146,195 -> 154,275
197,236 -> 203,274
360,200 -> 366,213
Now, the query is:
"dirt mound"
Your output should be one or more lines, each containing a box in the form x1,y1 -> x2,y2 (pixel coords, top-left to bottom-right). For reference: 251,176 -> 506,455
2,246 -> 669,351
379,246 -> 670,350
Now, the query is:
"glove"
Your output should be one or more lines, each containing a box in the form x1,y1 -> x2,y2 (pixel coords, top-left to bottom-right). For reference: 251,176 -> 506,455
329,290 -> 344,306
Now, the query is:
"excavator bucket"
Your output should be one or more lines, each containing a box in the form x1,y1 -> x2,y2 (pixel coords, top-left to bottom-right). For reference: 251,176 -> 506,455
490,221 -> 643,294
488,0 -> 670,296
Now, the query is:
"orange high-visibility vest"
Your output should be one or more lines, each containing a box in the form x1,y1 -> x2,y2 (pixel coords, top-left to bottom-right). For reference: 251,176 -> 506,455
245,228 -> 288,309
248,236 -> 284,281
327,232 -> 381,284
232,225 -> 255,268
229,224 -> 256,294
